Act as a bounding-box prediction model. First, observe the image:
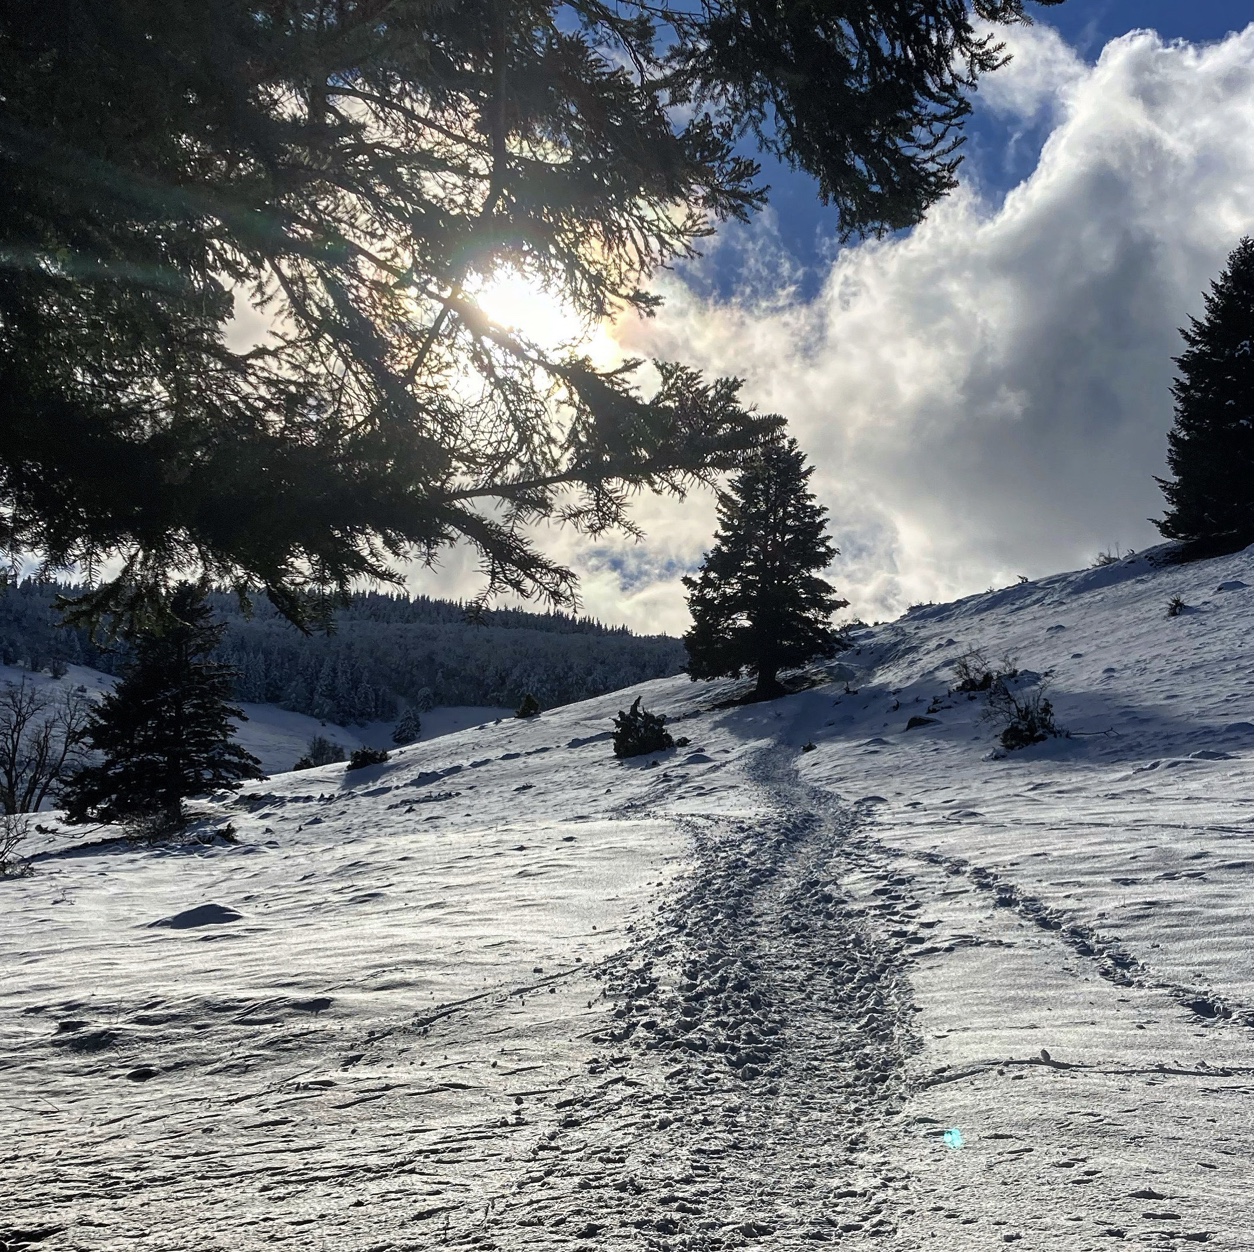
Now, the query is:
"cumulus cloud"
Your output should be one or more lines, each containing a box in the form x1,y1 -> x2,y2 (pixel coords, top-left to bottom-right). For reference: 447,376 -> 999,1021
976,17 -> 1090,121
406,25 -> 1252,635
560,23 -> 1255,633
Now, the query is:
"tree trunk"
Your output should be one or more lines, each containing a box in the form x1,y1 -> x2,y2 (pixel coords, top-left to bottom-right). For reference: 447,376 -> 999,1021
753,666 -> 783,702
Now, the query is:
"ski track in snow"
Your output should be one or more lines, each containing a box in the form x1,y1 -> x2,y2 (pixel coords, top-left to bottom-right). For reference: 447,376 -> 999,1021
1,546 -> 1251,1250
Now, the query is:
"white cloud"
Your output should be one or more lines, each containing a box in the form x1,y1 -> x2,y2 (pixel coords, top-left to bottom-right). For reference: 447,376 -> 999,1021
975,18 -> 1089,123
566,24 -> 1256,633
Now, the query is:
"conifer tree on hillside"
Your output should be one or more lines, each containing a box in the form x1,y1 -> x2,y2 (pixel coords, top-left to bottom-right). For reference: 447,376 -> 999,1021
1155,237 -> 1253,553
63,584 -> 261,829
392,709 -> 421,745
683,438 -> 849,701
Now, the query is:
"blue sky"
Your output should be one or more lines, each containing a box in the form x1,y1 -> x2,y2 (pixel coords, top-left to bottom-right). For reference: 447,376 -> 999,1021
699,2 -> 1255,301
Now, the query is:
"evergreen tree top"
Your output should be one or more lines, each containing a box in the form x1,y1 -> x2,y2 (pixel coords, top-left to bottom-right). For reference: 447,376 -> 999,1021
1155,237 -> 1253,550
63,582 -> 262,826
684,435 -> 847,698
1173,237 -> 1253,387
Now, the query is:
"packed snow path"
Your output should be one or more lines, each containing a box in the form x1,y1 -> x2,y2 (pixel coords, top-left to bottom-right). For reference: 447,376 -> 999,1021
2,545 -> 1251,1249
462,747 -> 922,1248
447,742 -> 1251,1251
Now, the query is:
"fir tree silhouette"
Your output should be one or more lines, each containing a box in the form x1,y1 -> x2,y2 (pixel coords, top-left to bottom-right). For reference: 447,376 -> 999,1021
684,437 -> 848,700
1156,237 -> 1253,553
392,709 -> 422,745
64,584 -> 261,829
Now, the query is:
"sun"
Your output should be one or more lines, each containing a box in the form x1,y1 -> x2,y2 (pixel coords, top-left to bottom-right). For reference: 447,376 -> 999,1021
471,269 -> 587,349
463,267 -> 626,372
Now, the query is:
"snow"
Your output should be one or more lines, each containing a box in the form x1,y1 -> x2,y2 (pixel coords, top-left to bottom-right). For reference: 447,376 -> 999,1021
0,661 -> 510,776
0,546 -> 1250,1249
229,702 -> 513,774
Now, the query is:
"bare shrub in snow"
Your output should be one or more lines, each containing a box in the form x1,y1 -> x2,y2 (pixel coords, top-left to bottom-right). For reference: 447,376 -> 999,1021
612,697 -> 674,758
1091,547 -> 1134,568
121,808 -> 186,843
0,678 -> 92,814
1167,595 -> 1188,617
515,693 -> 541,719
985,677 -> 1060,751
293,736 -> 346,770
0,813 -> 31,876
951,649 -> 1017,695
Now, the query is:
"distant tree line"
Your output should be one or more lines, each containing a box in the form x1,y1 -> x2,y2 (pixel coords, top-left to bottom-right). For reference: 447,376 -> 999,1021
0,583 -> 683,724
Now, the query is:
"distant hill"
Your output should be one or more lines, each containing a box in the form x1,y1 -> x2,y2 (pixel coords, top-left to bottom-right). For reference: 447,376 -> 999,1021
0,582 -> 685,724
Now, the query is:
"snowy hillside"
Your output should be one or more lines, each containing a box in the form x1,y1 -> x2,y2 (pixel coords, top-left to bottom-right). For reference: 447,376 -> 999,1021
0,661 -> 509,776
2,546 -> 1250,1250
227,701 -> 514,775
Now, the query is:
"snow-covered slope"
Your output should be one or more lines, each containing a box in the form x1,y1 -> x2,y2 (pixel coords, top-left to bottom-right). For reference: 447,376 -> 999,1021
0,661 -> 509,776
1,547 -> 1250,1250
228,701 -> 514,774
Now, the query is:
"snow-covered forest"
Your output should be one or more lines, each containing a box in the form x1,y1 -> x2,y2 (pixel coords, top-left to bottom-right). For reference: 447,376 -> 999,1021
0,583 -> 685,723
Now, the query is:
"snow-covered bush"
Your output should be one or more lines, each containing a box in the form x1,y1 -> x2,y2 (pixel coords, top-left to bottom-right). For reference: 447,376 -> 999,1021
612,697 -> 674,758
347,746 -> 389,770
293,735 -> 345,770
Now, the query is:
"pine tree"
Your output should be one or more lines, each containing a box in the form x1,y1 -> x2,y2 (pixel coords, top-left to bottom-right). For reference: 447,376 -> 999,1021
1156,238 -> 1253,552
684,438 -> 849,700
392,709 -> 422,745
63,584 -> 262,829
0,0 -> 1060,632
